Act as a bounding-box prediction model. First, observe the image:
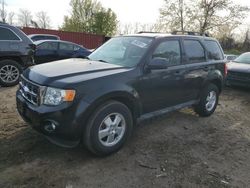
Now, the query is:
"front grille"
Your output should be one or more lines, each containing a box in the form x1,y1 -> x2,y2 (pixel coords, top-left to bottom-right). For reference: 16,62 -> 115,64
19,76 -> 41,105
227,71 -> 250,81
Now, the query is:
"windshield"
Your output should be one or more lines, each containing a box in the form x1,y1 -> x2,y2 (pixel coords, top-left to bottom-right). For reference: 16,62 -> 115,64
89,36 -> 153,67
234,53 -> 250,64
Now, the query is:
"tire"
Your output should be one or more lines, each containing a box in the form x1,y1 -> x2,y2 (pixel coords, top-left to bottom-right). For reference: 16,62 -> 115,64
0,59 -> 22,87
194,83 -> 219,117
84,100 -> 133,156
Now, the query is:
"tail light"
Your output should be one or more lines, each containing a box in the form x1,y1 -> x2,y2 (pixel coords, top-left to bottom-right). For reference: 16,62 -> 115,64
224,63 -> 228,76
29,43 -> 36,51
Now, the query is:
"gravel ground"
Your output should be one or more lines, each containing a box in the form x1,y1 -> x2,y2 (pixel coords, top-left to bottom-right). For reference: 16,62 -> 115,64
0,86 -> 250,188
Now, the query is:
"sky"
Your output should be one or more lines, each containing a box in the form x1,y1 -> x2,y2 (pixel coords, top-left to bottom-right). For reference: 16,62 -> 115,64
4,0 -> 250,29
6,0 -> 165,28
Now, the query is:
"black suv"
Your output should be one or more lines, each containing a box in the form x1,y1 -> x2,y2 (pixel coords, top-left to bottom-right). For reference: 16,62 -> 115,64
16,32 -> 226,156
0,23 -> 34,86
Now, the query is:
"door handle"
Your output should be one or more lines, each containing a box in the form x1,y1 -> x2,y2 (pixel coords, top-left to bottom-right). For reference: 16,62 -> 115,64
174,70 -> 182,76
203,66 -> 209,71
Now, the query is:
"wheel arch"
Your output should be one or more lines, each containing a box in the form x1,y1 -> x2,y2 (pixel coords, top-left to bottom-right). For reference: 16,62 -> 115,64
202,70 -> 224,93
0,56 -> 24,67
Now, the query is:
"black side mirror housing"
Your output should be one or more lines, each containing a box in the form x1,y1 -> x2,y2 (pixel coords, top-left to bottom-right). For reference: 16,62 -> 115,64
147,58 -> 169,70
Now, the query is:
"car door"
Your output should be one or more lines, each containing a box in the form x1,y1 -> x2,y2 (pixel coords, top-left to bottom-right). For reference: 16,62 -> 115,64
139,39 -> 188,113
35,41 -> 59,64
182,38 -> 219,101
58,42 -> 75,60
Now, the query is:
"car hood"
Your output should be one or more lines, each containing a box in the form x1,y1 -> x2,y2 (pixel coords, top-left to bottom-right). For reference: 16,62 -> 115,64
23,58 -> 131,87
227,62 -> 250,73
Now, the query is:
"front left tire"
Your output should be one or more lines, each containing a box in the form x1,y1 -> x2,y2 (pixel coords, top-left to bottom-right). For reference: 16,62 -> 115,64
83,101 -> 133,156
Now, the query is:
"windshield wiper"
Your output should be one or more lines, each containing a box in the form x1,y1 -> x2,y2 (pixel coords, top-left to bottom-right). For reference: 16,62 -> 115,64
96,59 -> 109,63
83,56 -> 90,60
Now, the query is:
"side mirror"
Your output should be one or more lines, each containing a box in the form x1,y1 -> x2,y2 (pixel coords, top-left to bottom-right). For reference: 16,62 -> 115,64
147,58 -> 169,70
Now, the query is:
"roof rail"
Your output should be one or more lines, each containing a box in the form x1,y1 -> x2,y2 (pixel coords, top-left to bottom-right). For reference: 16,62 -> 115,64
171,31 -> 209,37
137,31 -> 162,34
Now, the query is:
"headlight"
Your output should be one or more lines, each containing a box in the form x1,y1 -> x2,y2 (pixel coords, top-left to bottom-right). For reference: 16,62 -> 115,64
43,87 -> 76,106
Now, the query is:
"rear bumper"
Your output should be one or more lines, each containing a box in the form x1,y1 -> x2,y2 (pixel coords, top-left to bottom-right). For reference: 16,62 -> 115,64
16,90 -> 90,147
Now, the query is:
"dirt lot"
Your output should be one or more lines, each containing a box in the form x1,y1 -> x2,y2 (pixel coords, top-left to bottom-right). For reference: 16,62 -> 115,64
0,86 -> 250,188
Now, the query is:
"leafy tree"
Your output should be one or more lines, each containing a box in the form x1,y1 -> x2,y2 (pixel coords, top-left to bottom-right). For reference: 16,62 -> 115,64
92,8 -> 117,36
61,0 -> 117,36
159,0 -> 249,34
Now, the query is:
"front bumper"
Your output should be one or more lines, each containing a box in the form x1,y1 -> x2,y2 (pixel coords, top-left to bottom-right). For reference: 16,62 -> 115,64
226,78 -> 250,88
16,90 -> 90,147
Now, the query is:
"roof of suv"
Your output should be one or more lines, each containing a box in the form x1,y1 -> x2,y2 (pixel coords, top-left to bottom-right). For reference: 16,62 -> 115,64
127,32 -> 212,40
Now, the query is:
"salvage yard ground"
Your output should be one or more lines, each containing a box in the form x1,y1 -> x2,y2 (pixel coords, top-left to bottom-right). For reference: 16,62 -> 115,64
0,86 -> 250,188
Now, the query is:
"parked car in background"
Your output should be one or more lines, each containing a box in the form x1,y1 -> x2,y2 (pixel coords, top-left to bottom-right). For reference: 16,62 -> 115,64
28,34 -> 60,42
34,40 -> 92,64
226,52 -> 250,88
224,54 -> 238,62
17,32 -> 226,156
0,22 -> 35,86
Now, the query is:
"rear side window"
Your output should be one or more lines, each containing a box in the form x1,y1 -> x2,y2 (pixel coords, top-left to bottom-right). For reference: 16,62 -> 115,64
38,42 -> 58,50
152,40 -> 181,66
204,40 -> 223,60
0,27 -> 20,41
184,40 -> 205,63
59,43 -> 74,51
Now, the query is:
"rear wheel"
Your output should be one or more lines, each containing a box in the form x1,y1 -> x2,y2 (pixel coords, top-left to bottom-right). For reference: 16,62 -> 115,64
84,101 -> 133,156
0,60 -> 22,87
194,83 -> 219,117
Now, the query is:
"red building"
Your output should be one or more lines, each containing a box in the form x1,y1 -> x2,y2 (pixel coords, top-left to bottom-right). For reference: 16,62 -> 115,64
22,27 -> 105,49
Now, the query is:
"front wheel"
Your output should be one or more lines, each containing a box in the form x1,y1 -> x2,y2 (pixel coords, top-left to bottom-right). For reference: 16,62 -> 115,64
83,101 -> 133,156
194,83 -> 219,117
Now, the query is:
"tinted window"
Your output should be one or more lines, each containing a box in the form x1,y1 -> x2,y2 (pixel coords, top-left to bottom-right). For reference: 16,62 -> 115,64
32,36 -> 44,41
37,42 -> 58,50
0,27 -> 20,41
152,40 -> 181,65
45,36 -> 58,40
59,43 -> 74,51
184,40 -> 205,63
204,40 -> 223,60
73,45 -> 81,51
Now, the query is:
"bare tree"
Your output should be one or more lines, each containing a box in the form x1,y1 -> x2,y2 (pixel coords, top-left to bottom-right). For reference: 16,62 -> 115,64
36,11 -> 51,29
197,0 -> 249,33
118,22 -> 159,35
160,0 -> 249,34
18,9 -> 32,27
159,0 -> 195,32
7,12 -> 14,25
0,0 -> 7,23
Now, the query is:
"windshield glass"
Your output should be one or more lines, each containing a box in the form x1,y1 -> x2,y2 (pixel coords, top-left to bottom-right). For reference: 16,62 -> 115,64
234,53 -> 250,64
89,36 -> 153,67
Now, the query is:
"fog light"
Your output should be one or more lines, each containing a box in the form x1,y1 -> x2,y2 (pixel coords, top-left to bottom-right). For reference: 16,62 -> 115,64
44,120 -> 57,133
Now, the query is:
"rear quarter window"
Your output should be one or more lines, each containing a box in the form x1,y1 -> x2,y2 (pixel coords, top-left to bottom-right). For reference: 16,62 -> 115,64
204,40 -> 223,60
0,27 -> 20,41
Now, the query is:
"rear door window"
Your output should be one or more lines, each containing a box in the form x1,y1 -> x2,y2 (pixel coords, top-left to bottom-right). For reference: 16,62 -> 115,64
204,40 -> 224,60
0,27 -> 20,41
183,40 -> 206,63
59,43 -> 74,51
37,42 -> 58,50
